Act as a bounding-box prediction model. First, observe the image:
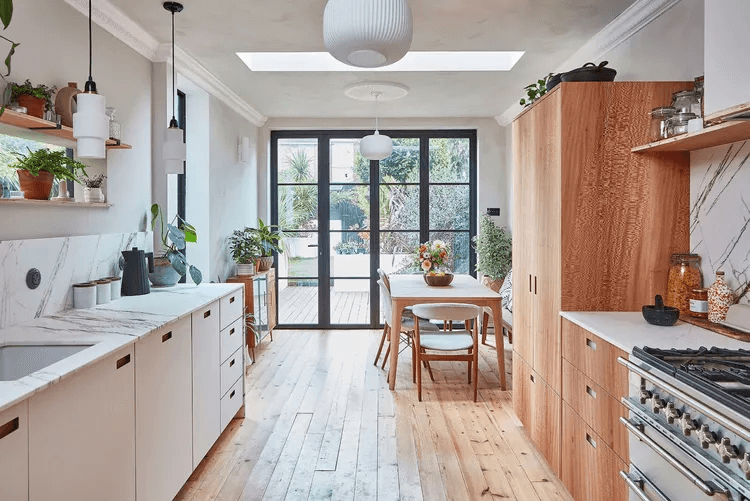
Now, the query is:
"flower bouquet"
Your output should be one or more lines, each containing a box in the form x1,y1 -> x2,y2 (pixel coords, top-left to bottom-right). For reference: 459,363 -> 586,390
417,240 -> 454,286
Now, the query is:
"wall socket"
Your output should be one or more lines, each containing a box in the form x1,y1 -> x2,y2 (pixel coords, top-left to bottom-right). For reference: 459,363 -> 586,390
486,208 -> 501,216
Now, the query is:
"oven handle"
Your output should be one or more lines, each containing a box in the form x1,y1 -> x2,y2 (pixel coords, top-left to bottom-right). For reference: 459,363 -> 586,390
621,417 -> 726,497
618,357 -> 750,443
621,465 -> 672,501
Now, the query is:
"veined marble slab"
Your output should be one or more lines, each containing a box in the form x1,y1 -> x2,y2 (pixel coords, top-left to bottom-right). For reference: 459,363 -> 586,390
691,141 -> 750,304
0,232 -> 152,329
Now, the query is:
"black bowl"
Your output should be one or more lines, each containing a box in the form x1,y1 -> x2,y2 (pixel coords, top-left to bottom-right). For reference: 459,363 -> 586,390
561,61 -> 617,83
642,305 -> 680,326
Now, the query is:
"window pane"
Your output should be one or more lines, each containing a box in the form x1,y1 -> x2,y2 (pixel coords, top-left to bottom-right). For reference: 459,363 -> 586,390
429,137 -> 470,183
331,138 -> 368,183
379,137 -> 420,183
430,232 -> 471,274
380,185 -> 419,231
0,134 -> 66,196
429,185 -> 470,230
279,231 -> 318,278
331,231 -> 370,277
279,279 -> 318,324
278,185 -> 318,231
278,139 -> 317,183
330,185 -> 369,230
330,279 -> 370,324
380,231 -> 419,274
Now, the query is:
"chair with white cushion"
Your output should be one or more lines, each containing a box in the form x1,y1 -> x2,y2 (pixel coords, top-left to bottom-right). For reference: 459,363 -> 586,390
412,303 -> 481,402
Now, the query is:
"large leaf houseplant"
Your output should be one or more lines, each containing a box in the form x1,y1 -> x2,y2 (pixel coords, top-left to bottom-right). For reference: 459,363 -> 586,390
150,203 -> 203,286
472,214 -> 512,292
248,218 -> 283,271
12,148 -> 88,200
228,227 -> 262,275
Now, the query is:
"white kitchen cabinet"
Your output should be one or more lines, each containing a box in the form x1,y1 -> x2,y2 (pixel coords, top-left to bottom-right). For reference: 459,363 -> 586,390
28,345 -> 135,501
0,400 -> 28,501
135,316 -> 193,501
192,300 -> 221,468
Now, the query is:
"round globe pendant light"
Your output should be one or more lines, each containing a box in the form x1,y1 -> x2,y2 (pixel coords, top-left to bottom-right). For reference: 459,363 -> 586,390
73,0 -> 109,159
360,92 -> 393,161
324,0 -> 413,68
162,2 -> 186,175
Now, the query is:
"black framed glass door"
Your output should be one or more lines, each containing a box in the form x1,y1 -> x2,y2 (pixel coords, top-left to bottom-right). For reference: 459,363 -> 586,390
271,130 -> 477,329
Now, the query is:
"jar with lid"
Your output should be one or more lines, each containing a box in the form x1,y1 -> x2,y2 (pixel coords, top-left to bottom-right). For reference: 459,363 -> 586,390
649,106 -> 676,141
708,271 -> 734,323
689,288 -> 709,319
672,90 -> 700,114
667,112 -> 697,137
693,76 -> 704,117
667,254 -> 702,315
106,107 -> 121,141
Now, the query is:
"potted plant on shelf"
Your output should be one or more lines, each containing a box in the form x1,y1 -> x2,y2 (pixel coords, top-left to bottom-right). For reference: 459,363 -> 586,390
12,148 -> 87,200
249,218 -> 283,271
149,203 -> 203,286
78,174 -> 106,203
11,80 -> 56,119
228,227 -> 261,275
472,214 -> 512,292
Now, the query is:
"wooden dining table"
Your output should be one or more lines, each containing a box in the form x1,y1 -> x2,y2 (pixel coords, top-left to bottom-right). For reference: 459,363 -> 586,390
387,274 -> 506,391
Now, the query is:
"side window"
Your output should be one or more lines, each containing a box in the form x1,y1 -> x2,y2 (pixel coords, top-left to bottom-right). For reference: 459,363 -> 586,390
0,133 -> 69,198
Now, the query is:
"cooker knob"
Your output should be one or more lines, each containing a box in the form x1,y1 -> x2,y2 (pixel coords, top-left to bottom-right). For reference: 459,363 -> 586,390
738,453 -> 750,480
651,394 -> 665,414
639,385 -> 652,405
716,437 -> 738,463
698,425 -> 716,449
663,402 -> 681,424
679,413 -> 697,436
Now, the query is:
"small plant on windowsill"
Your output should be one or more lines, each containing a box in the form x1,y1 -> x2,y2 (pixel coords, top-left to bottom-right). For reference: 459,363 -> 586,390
150,203 -> 203,287
78,174 -> 106,203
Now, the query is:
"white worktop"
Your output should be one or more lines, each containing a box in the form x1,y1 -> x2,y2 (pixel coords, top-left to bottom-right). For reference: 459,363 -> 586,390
561,311 -> 750,354
0,283 -> 242,413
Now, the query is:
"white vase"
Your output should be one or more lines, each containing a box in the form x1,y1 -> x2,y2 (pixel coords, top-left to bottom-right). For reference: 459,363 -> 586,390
84,187 -> 104,203
237,263 -> 255,276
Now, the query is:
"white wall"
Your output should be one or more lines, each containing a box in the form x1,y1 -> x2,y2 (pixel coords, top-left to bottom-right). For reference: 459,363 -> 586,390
0,0 -> 152,241
258,117 -> 509,231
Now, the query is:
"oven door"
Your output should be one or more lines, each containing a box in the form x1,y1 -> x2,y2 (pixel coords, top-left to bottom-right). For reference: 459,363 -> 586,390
623,406 -> 736,501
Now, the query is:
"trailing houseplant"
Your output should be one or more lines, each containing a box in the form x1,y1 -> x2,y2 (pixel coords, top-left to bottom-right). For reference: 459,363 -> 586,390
12,148 -> 88,200
519,74 -> 552,108
11,79 -> 56,118
150,203 -> 203,286
472,214 -> 512,292
248,218 -> 283,271
79,174 -> 106,203
228,227 -> 262,275
0,0 -> 19,116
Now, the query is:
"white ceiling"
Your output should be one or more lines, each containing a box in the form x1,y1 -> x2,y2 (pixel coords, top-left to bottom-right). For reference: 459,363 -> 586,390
110,0 -> 635,119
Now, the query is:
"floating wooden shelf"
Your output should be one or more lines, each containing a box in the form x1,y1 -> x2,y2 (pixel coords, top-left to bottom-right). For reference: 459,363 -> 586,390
0,109 -> 131,150
0,198 -> 112,208
632,120 -> 750,153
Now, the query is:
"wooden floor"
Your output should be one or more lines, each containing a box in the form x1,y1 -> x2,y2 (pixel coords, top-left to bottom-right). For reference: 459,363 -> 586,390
279,286 -> 370,325
175,329 -> 572,501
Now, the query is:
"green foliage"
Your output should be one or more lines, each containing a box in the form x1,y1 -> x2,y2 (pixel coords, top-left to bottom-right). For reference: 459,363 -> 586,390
519,74 -> 552,107
0,0 -> 16,79
278,149 -> 317,231
11,80 -> 55,111
150,203 -> 202,284
228,228 -> 262,264
0,134 -> 65,190
12,148 -> 88,181
472,214 -> 512,281
79,174 -> 106,188
249,218 -> 284,257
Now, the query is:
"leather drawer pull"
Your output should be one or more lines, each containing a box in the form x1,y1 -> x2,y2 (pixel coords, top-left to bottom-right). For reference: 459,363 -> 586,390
586,385 -> 597,399
229,296 -> 235,303
586,338 -> 597,350
230,328 -> 235,335
162,331 -> 172,343
529,274 -> 532,293
117,354 -> 131,369
204,310 -> 211,318
0,417 -> 19,440
230,358 -> 236,367
530,374 -> 535,383
229,390 -> 236,399
586,433 -> 597,449
534,276 -> 537,295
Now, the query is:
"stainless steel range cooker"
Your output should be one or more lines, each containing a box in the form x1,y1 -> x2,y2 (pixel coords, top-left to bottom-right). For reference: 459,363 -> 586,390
619,347 -> 750,500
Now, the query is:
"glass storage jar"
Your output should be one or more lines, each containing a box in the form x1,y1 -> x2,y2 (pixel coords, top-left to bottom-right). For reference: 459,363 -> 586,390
649,106 -> 676,141
672,90 -> 700,114
667,254 -> 703,315
667,112 -> 697,137
106,107 -> 121,141
689,288 -> 709,319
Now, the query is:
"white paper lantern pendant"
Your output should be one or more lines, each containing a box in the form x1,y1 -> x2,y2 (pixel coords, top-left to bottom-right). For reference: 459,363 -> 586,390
360,91 -> 393,161
324,0 -> 413,68
162,2 -> 187,175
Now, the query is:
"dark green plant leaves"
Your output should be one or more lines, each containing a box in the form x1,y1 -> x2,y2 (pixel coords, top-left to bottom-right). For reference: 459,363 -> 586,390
167,223 -> 186,249
11,148 -> 88,180
189,265 -> 203,285
167,250 -> 187,276
0,0 -> 12,30
4,41 -> 17,76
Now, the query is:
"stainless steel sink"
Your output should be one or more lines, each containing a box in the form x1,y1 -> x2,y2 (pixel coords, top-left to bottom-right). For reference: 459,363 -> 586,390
0,344 -> 94,381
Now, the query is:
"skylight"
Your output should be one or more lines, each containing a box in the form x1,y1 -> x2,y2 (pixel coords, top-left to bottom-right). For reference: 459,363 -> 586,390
237,51 -> 524,72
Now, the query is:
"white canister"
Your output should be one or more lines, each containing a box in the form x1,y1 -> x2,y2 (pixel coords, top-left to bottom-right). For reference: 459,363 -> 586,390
109,276 -> 122,300
73,282 -> 97,308
96,279 -> 112,304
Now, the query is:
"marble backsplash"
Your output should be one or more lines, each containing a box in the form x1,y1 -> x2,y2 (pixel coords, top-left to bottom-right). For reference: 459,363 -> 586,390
0,232 -> 152,329
691,140 -> 750,305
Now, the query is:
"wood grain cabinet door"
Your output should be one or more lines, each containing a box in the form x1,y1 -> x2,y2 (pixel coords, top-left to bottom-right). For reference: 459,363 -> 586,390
531,370 -> 561,476
512,351 -> 534,430
0,401 -> 28,501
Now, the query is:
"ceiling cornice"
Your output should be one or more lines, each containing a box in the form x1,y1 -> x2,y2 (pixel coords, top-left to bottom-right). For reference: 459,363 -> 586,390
63,0 -> 267,126
495,0 -> 682,127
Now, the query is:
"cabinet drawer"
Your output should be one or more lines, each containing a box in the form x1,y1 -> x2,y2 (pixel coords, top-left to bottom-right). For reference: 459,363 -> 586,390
220,290 -> 243,330
0,400 -> 28,501
562,403 -> 626,501
220,377 -> 243,432
562,319 -> 628,400
562,359 -> 629,462
221,318 -> 243,364
221,347 -> 243,397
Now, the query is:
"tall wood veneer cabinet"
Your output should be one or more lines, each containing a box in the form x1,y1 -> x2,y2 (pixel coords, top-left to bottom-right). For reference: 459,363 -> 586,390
511,82 -> 691,482
227,269 -> 277,361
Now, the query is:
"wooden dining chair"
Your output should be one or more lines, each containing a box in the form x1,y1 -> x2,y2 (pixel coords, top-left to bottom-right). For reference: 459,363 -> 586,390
412,303 -> 482,402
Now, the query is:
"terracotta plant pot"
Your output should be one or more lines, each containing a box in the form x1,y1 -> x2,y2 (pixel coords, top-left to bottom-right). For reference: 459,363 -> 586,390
255,256 -> 274,271
16,94 -> 47,119
17,169 -> 54,200
481,275 -> 505,293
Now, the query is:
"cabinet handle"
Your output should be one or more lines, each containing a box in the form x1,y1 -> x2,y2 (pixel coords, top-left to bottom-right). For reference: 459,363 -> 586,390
116,354 -> 131,369
586,385 -> 597,399
534,276 -> 537,295
230,390 -> 236,399
529,274 -> 532,293
204,310 -> 211,318
230,296 -> 235,304
0,417 -> 19,440
230,328 -> 235,335
586,338 -> 597,351
162,331 -> 172,343
586,433 -> 597,449
529,374 -> 535,383
230,358 -> 236,367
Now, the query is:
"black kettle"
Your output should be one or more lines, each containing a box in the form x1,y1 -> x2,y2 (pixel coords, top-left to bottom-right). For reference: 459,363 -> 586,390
121,247 -> 154,296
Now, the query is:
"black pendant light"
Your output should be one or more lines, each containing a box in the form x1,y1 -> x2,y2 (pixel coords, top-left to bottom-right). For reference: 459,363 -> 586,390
162,2 -> 186,174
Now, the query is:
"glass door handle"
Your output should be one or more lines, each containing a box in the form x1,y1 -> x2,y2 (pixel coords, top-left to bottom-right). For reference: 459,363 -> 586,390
308,244 -> 319,247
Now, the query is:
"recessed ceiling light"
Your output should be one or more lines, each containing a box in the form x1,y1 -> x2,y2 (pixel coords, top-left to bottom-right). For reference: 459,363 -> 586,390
236,51 -> 524,72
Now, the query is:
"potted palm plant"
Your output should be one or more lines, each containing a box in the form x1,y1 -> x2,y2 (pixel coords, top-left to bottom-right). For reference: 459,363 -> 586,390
229,227 -> 261,275
248,218 -> 283,271
12,148 -> 88,200
149,203 -> 203,286
472,214 -> 512,292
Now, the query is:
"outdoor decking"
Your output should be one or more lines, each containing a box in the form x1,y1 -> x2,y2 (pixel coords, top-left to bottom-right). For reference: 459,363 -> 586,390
279,286 -> 370,325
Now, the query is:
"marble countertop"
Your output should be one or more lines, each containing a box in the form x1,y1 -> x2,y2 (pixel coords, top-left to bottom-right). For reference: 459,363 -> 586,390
0,283 -> 242,413
560,311 -> 750,354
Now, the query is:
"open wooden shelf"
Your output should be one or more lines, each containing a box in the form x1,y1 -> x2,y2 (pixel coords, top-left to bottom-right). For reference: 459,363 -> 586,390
632,119 -> 750,153
0,109 -> 131,150
0,198 -> 112,208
